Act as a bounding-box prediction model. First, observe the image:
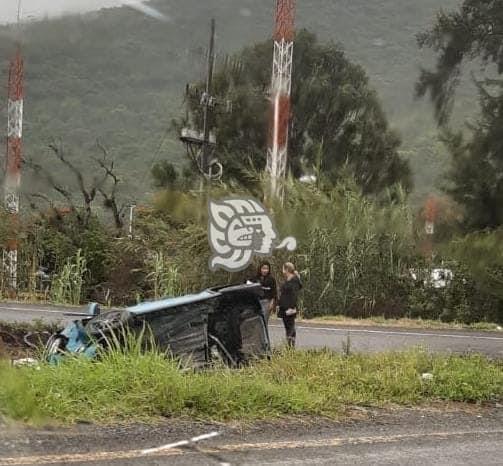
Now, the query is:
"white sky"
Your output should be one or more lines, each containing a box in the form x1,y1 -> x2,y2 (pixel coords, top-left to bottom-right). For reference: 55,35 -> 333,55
0,1 -> 133,24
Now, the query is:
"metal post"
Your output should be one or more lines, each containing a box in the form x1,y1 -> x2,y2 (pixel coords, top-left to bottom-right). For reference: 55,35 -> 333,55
422,196 -> 438,263
2,1 -> 24,295
128,204 -> 136,239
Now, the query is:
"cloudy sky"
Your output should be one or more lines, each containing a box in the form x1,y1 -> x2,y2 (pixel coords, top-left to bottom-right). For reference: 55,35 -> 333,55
0,0 -> 133,23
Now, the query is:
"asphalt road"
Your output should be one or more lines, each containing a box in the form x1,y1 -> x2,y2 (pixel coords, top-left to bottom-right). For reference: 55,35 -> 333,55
2,303 -> 503,465
1,302 -> 503,357
1,408 -> 503,465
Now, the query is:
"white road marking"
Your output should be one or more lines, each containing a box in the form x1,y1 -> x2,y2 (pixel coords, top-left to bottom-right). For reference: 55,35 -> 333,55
246,459 -> 334,465
269,325 -> 503,341
2,305 -> 503,341
141,431 -> 220,455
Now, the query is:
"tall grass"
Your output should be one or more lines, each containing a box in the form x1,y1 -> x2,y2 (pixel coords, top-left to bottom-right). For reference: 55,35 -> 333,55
1,347 -> 502,424
50,249 -> 88,305
275,180 -> 417,318
146,251 -> 184,299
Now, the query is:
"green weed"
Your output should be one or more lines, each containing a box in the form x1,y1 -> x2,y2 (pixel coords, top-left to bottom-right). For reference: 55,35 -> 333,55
1,347 -> 502,425
50,249 -> 88,305
145,251 -> 183,299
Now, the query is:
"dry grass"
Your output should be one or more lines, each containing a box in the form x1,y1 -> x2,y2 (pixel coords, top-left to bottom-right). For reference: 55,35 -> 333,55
302,315 -> 502,331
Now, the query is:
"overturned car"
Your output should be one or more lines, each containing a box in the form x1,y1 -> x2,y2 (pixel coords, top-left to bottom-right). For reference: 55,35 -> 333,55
46,283 -> 271,368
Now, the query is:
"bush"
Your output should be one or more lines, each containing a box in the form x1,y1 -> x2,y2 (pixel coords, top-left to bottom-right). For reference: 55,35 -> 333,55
406,262 -> 502,324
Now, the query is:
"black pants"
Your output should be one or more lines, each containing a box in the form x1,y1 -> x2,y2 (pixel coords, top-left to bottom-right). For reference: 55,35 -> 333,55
282,315 -> 296,347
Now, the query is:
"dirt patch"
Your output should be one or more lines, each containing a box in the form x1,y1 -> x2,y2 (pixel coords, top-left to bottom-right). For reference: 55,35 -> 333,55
0,326 -> 30,359
0,321 -> 55,359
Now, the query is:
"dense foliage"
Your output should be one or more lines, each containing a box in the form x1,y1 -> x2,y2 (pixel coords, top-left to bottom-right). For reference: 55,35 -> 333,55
417,0 -> 503,229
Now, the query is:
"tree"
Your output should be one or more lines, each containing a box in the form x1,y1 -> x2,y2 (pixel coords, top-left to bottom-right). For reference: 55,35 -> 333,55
178,30 -> 411,195
416,0 -> 503,229
25,140 -> 126,232
416,0 -> 503,125
94,141 -> 127,231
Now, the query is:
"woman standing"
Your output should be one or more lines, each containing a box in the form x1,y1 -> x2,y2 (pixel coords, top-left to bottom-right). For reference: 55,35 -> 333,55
278,262 -> 302,348
255,261 -> 277,323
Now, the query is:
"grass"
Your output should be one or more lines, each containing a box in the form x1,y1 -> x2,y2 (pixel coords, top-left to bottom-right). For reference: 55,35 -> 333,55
303,315 -> 503,331
1,343 -> 502,425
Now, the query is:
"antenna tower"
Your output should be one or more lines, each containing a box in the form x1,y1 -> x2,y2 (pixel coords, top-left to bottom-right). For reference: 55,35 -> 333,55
267,0 -> 296,201
3,3 -> 24,293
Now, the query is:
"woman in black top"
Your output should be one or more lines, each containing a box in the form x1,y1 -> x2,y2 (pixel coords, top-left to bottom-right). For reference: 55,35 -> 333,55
255,261 -> 277,323
278,262 -> 302,348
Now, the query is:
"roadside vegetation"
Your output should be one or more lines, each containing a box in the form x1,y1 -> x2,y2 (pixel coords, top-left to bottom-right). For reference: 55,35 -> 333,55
1,178 -> 503,327
2,177 -> 502,326
1,345 -> 502,425
1,0 -> 503,329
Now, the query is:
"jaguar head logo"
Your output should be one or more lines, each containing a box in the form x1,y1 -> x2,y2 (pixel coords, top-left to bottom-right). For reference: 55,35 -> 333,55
208,198 -> 296,272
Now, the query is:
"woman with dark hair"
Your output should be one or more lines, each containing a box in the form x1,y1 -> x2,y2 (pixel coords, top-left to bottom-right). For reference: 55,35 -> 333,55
278,262 -> 302,348
255,261 -> 277,323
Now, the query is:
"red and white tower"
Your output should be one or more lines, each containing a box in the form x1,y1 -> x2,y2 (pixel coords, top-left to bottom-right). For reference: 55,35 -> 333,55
3,46 -> 24,291
267,0 -> 296,200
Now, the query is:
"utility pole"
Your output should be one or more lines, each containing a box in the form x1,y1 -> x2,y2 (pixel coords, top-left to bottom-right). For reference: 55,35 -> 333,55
3,1 -> 24,294
267,0 -> 296,202
201,18 -> 216,181
180,19 -> 221,188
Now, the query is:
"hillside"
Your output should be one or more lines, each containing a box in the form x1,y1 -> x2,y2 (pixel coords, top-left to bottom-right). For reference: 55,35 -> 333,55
0,0 -> 468,204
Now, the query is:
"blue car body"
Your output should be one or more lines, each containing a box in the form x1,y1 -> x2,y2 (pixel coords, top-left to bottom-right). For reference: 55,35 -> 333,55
46,283 -> 270,368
